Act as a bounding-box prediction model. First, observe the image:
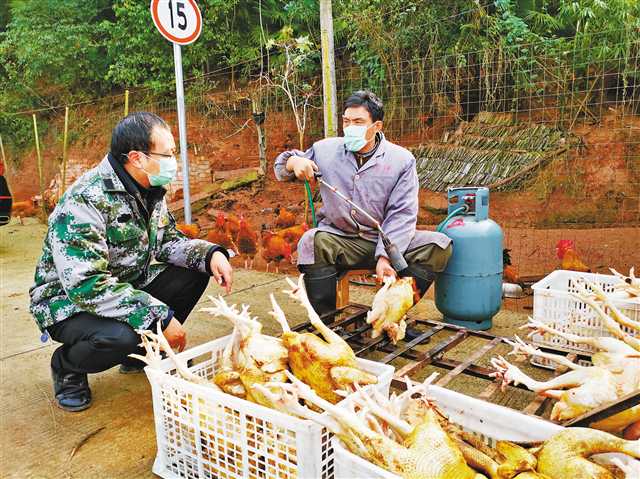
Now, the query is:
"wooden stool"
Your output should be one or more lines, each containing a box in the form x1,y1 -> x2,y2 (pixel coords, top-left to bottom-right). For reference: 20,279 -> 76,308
336,269 -> 377,309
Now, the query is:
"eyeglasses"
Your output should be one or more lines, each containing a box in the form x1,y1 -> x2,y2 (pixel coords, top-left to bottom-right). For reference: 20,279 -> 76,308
146,151 -> 176,158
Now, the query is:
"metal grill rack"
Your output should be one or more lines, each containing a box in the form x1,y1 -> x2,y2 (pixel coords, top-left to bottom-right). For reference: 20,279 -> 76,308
292,303 -> 640,429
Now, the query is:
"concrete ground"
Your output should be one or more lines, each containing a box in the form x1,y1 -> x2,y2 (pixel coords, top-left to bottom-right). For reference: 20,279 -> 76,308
1,220 -> 536,478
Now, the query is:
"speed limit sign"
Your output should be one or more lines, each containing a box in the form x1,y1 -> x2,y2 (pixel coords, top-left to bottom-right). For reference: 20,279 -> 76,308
149,0 -> 202,223
150,0 -> 202,45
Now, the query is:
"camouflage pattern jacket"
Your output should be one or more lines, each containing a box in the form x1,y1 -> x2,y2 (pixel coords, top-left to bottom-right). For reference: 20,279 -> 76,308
30,155 -> 219,332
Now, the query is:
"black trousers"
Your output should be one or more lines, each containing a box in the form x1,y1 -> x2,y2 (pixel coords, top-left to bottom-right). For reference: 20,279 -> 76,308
47,266 -> 209,375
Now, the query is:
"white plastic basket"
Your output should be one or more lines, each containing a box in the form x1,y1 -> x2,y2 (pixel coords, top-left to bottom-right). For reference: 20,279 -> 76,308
531,270 -> 640,369
145,335 -> 394,479
333,385 -> 638,479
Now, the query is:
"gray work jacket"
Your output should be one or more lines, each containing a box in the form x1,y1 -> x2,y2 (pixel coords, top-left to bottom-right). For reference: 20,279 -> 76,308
274,134 -> 451,265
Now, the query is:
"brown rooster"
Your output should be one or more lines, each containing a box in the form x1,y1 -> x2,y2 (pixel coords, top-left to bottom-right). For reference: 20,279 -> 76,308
12,199 -> 36,223
556,239 -> 591,273
176,221 -> 201,239
261,229 -> 292,273
225,213 -> 241,237
278,222 -> 309,251
206,212 -> 237,253
502,248 -> 521,284
236,215 -> 257,269
274,205 -> 297,228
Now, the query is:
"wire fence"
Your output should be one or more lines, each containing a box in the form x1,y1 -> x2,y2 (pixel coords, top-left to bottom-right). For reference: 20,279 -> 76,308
3,25 -> 639,288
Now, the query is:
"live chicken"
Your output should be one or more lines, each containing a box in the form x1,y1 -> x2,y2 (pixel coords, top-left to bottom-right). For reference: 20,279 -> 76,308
278,222 -> 309,250
269,275 -> 377,404
556,239 -> 591,272
236,215 -> 257,269
175,222 -> 201,239
206,212 -> 238,253
261,229 -> 292,273
274,205 -> 297,228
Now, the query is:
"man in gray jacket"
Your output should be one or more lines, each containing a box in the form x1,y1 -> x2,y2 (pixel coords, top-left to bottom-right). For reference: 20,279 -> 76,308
274,91 -> 452,323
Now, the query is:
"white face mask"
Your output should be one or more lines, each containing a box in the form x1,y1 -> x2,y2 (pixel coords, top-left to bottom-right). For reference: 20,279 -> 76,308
140,153 -> 177,186
343,124 -> 374,152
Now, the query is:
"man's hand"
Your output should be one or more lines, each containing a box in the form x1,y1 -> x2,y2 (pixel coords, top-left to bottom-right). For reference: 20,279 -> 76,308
163,317 -> 187,352
286,155 -> 318,181
376,256 -> 397,283
210,250 -> 233,294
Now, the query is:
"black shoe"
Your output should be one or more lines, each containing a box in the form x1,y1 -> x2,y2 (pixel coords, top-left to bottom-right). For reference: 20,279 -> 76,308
403,326 -> 424,342
120,355 -> 191,374
119,363 -> 145,374
52,368 -> 92,412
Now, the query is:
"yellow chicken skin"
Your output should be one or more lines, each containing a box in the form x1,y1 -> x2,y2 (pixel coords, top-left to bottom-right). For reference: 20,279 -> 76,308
536,428 -> 640,479
366,276 -> 416,344
256,373 -> 484,479
202,296 -> 289,407
269,276 -> 377,404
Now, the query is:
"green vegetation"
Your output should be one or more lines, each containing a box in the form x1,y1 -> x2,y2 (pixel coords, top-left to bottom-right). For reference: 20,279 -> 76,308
1,1 -> 639,157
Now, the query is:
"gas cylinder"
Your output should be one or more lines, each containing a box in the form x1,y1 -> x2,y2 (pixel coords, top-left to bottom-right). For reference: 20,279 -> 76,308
435,187 -> 503,330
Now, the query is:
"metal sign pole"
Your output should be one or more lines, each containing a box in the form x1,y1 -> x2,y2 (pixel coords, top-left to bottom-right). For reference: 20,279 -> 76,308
173,41 -> 191,223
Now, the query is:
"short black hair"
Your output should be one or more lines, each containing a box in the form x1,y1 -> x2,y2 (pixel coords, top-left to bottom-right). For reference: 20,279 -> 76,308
343,90 -> 384,122
110,112 -> 170,164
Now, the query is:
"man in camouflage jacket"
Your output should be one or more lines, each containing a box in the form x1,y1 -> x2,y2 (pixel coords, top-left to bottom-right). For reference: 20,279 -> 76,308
29,112 -> 233,412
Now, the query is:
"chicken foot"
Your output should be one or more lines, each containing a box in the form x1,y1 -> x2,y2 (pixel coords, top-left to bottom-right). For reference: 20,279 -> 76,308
130,322 -> 214,388
524,318 -> 635,355
610,267 -> 640,298
490,355 -> 613,397
582,281 -> 640,335
507,335 -> 583,371
283,275 -> 345,345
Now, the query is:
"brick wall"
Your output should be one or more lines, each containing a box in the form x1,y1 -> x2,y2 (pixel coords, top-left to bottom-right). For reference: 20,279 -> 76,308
48,154 -> 213,200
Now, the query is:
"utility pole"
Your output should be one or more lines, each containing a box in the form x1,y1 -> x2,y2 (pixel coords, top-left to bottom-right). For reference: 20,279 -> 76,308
319,0 -> 338,137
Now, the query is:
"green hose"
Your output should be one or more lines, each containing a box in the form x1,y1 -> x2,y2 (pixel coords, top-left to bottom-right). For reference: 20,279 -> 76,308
436,205 -> 468,233
304,180 -> 317,227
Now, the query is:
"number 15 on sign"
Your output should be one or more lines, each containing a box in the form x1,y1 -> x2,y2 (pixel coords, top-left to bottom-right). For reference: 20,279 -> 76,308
150,0 -> 202,223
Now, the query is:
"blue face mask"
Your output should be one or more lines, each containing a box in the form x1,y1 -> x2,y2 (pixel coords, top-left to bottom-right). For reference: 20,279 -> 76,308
343,124 -> 373,152
141,153 -> 178,187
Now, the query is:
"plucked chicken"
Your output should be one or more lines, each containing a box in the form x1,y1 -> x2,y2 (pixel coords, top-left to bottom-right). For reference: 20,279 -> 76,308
255,372 -> 484,479
201,295 -> 289,407
491,279 -> 640,426
536,428 -> 639,479
268,275 -> 377,404
366,276 -> 416,344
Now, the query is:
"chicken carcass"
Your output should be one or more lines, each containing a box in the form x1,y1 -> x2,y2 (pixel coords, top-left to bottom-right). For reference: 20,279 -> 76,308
366,276 -> 416,344
211,326 -> 246,398
521,319 -> 640,433
536,428 -> 640,479
268,275 -> 377,404
201,296 -> 289,407
491,343 -> 620,422
256,372 -> 484,479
